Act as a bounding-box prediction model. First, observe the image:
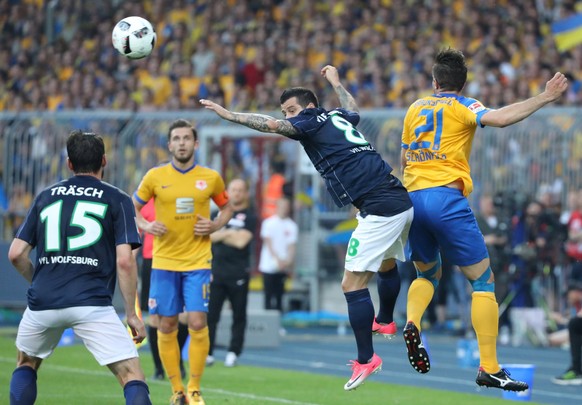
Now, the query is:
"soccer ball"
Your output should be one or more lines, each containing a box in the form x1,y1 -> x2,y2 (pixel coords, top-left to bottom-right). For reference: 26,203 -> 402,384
112,16 -> 156,60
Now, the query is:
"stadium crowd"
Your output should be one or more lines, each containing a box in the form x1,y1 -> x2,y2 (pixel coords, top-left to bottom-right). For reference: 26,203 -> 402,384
1,0 -> 582,352
0,0 -> 581,113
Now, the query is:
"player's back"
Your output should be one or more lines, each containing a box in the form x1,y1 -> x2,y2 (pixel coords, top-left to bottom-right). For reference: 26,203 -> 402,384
288,107 -> 393,207
401,93 -> 490,196
17,175 -> 140,310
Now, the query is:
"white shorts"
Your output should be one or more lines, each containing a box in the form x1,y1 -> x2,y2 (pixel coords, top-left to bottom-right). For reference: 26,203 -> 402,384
16,306 -> 139,366
344,207 -> 413,272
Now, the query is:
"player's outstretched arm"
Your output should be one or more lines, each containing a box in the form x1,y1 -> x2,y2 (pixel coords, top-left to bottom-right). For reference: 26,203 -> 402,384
321,65 -> 359,113
199,99 -> 298,137
481,72 -> 568,128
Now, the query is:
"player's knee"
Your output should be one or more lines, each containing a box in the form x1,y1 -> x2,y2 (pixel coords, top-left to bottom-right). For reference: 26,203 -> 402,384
469,267 -> 495,292
341,271 -> 367,292
16,352 -> 41,370
416,256 -> 441,289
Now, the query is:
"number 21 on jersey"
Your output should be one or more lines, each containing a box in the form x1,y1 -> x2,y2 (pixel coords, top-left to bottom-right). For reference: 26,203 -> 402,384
410,108 -> 443,151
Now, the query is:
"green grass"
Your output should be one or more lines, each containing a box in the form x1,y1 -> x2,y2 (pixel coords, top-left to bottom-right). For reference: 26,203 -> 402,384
0,332 -> 539,405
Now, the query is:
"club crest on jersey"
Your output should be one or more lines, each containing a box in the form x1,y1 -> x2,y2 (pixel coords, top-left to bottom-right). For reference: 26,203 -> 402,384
196,180 -> 207,190
468,102 -> 486,113
148,298 -> 157,310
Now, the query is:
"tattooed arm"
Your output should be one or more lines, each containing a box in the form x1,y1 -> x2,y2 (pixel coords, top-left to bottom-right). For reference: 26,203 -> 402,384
199,99 -> 298,138
321,65 -> 359,113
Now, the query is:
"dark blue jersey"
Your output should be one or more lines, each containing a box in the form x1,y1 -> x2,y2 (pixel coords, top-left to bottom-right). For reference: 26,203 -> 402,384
288,108 -> 412,216
15,175 -> 141,310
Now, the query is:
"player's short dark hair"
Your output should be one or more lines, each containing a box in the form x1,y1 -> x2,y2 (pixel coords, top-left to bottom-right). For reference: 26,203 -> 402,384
280,87 -> 319,108
432,48 -> 467,92
168,118 -> 197,141
66,130 -> 105,174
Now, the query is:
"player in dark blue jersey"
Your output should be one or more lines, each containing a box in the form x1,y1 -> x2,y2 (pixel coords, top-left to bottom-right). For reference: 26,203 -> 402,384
201,65 -> 413,391
8,130 -> 152,405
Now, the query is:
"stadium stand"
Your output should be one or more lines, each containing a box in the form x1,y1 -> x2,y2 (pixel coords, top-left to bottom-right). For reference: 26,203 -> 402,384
0,0 -> 581,346
0,0 -> 580,113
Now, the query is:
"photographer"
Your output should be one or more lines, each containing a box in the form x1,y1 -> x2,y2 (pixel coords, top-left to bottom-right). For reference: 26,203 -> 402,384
476,194 -> 510,340
508,198 -> 564,346
552,272 -> 582,385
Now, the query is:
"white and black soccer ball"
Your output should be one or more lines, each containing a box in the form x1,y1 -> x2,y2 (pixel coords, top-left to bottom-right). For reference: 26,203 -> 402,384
112,16 -> 156,60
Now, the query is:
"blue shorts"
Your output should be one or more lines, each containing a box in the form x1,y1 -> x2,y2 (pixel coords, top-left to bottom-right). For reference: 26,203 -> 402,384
407,187 -> 488,266
148,269 -> 211,316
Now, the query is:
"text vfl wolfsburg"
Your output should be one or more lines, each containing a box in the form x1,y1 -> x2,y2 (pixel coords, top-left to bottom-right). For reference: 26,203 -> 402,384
38,256 -> 99,266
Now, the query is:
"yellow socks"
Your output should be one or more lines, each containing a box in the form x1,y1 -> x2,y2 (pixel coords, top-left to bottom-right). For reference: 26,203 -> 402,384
406,278 -> 435,331
471,292 -> 500,373
187,326 -> 209,393
157,329 -> 184,393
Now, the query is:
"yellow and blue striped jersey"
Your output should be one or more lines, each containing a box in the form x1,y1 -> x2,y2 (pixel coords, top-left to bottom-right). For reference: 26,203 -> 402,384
401,93 -> 490,197
134,162 -> 228,271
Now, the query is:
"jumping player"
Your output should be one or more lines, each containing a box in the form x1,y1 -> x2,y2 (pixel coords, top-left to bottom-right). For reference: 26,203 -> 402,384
401,48 -> 567,391
201,65 -> 413,391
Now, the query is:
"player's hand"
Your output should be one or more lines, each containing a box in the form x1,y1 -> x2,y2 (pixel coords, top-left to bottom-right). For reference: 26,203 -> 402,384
321,65 -> 340,86
145,220 -> 167,236
194,214 -> 215,235
126,314 -> 147,344
200,99 -> 231,119
543,72 -> 568,102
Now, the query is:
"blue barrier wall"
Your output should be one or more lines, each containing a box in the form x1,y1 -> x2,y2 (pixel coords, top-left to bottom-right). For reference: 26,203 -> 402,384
0,242 -> 29,307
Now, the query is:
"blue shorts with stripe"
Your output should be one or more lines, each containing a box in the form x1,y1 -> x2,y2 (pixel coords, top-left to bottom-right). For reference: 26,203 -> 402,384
148,269 -> 211,316
406,187 -> 488,266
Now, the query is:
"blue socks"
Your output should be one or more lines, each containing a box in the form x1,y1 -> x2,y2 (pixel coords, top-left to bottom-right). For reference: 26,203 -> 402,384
345,288 -> 374,364
10,366 -> 151,405
124,380 -> 152,405
10,366 -> 37,405
376,266 -> 400,324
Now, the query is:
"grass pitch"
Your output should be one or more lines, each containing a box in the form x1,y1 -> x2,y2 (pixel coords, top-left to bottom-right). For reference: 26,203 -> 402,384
0,330 -> 536,404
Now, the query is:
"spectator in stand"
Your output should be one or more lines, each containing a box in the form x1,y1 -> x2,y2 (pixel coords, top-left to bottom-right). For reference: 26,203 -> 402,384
1,1 -> 581,113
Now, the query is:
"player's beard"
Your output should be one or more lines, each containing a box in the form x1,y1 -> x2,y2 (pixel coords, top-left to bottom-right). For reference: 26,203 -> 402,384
174,150 -> 194,164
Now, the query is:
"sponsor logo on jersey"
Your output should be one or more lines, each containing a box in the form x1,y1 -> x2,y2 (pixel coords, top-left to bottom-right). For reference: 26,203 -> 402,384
468,102 -> 486,113
176,197 -> 194,214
